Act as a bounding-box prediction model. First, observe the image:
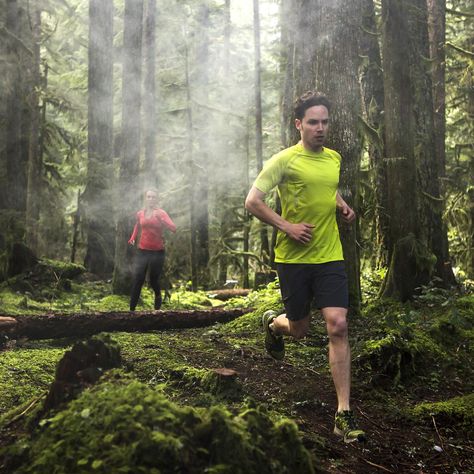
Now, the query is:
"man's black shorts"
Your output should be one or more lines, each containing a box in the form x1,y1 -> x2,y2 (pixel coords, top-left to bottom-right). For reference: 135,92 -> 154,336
276,261 -> 348,321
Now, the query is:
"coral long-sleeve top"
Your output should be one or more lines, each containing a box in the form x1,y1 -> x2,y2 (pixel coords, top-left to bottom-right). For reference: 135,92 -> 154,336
128,209 -> 176,251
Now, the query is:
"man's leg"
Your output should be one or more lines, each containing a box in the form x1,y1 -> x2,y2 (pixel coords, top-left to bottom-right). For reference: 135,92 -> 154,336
323,306 -> 365,442
272,313 -> 311,339
322,307 -> 350,412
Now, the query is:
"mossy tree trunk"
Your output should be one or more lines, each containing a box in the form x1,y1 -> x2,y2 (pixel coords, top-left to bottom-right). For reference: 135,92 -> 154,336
253,0 -> 270,266
25,5 -> 42,254
359,0 -> 389,269
113,0 -> 144,294
380,0 -> 429,301
426,0 -> 457,285
84,0 -> 115,277
408,0 -> 455,287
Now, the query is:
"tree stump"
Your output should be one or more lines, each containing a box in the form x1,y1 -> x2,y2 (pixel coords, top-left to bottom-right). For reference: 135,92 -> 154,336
42,334 -> 122,413
202,368 -> 241,399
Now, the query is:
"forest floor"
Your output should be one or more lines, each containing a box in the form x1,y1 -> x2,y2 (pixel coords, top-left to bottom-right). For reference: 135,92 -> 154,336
0,264 -> 473,473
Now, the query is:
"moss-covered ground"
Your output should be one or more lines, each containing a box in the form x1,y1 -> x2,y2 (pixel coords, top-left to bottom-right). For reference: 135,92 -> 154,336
0,262 -> 473,473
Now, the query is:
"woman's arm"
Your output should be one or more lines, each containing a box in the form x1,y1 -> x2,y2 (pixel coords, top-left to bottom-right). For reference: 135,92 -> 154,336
159,210 -> 177,233
128,213 -> 140,244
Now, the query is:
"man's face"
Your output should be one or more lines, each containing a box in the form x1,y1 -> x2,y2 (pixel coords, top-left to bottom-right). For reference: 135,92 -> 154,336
295,105 -> 329,152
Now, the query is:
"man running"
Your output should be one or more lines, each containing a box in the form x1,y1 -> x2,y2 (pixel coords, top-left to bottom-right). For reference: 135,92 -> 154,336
245,91 -> 365,443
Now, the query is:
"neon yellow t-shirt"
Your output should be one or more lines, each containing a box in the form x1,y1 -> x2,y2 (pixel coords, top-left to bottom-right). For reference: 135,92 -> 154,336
254,143 -> 343,264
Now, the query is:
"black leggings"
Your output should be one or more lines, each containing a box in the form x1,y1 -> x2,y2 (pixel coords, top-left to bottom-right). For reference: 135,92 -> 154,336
130,249 -> 165,310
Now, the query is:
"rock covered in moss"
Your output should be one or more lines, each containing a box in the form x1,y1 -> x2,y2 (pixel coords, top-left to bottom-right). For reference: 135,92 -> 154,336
3,373 -> 314,474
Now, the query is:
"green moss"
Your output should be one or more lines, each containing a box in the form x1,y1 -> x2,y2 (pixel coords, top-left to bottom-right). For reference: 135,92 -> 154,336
0,343 -> 66,414
2,373 -> 314,474
39,259 -> 85,279
412,393 -> 474,429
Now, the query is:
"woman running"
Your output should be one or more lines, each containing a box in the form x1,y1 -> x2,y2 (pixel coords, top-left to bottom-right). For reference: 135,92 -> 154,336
128,188 -> 176,311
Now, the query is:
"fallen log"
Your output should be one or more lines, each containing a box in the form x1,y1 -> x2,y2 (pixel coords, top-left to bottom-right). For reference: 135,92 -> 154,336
206,289 -> 251,301
0,308 -> 248,341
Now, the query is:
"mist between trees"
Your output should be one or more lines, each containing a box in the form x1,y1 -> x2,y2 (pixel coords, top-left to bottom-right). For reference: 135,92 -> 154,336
0,0 -> 472,306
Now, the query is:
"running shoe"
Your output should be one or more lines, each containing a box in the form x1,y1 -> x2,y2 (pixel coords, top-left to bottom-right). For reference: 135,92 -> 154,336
334,410 -> 366,443
262,310 -> 285,360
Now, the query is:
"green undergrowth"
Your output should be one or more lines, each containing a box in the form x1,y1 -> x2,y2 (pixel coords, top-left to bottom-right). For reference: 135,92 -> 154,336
0,341 -> 67,413
412,393 -> 474,431
353,293 -> 474,391
0,257 -> 244,314
1,371 -> 314,474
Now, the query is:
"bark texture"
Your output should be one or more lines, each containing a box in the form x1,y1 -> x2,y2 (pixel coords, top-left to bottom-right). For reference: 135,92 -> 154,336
380,0 -> 429,300
84,0 -> 115,277
113,0 -> 144,293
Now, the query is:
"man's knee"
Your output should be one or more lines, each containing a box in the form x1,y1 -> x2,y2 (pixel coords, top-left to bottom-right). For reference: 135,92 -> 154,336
324,310 -> 348,339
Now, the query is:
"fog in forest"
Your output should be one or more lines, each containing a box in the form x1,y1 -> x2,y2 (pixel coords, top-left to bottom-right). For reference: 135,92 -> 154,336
1,0 -> 472,290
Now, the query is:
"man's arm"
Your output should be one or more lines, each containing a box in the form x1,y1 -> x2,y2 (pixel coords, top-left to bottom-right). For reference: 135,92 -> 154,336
336,192 -> 356,223
245,186 -> 314,244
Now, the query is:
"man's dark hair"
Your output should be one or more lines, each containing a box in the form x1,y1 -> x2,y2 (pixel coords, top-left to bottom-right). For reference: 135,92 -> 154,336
294,91 -> 331,120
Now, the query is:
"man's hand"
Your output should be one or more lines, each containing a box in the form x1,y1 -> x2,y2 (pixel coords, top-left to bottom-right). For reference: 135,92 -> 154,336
338,203 -> 355,223
283,222 -> 315,244
128,239 -> 135,245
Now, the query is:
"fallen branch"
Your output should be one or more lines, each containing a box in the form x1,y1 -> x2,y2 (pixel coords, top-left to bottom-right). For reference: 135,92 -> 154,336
0,308 -> 249,340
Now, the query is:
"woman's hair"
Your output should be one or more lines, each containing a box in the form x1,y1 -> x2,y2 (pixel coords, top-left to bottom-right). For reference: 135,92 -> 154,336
144,187 -> 159,197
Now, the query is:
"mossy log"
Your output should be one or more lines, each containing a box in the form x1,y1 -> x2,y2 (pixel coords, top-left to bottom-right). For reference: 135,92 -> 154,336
207,289 -> 250,300
0,308 -> 248,340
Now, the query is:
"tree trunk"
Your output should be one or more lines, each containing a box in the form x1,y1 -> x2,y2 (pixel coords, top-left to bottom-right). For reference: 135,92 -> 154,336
253,0 -> 270,265
280,0 -> 297,148
427,0 -> 457,285
0,308 -> 247,340
142,0 -> 157,184
193,2 -> 211,288
380,0 -> 429,300
5,0 -> 27,215
216,0 -> 232,287
25,5 -> 42,253
289,0 -> 364,311
359,0 -> 389,268
84,0 -> 115,277
113,0 -> 144,294
243,116 -> 250,289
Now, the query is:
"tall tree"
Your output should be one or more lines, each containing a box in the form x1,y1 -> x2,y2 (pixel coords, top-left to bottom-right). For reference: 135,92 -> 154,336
142,0 -> 157,183
359,0 -> 388,268
286,0 -> 364,311
380,0 -> 430,300
216,0 -> 232,286
84,0 -> 115,277
253,0 -> 270,266
4,0 -> 27,215
427,0 -> 457,285
192,1 -> 210,288
25,4 -> 42,253
113,0 -> 144,294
